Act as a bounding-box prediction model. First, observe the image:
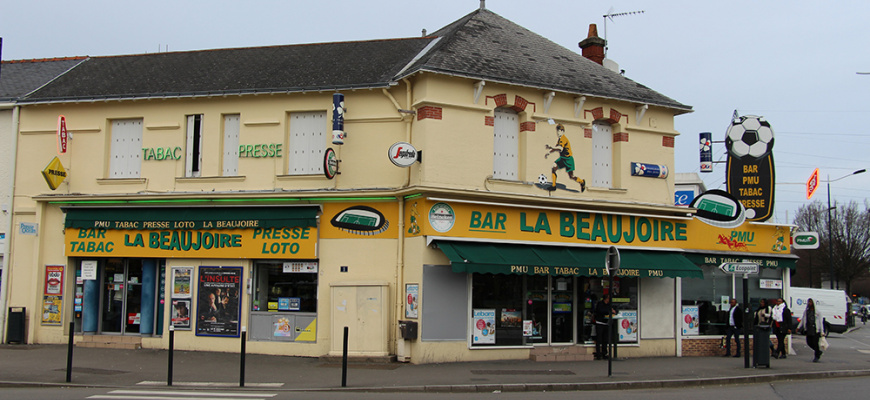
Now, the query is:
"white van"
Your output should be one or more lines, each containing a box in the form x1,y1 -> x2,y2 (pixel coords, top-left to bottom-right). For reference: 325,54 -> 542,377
789,287 -> 850,334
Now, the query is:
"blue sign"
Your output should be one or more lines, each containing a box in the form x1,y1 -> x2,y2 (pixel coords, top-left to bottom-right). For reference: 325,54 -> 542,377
675,190 -> 695,206
631,162 -> 668,179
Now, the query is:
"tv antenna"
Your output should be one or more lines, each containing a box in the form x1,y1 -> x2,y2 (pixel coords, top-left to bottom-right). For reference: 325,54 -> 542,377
602,8 -> 645,56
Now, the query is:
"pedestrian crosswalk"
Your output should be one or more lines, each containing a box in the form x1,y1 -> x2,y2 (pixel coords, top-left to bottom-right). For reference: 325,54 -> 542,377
87,389 -> 277,400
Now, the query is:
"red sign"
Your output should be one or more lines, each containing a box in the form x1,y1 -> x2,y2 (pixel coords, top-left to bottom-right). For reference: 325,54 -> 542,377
807,168 -> 820,200
57,115 -> 68,154
44,265 -> 65,296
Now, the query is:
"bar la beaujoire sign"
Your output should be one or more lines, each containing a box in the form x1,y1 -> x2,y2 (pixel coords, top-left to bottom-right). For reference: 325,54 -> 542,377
63,207 -> 318,259
410,200 -> 791,255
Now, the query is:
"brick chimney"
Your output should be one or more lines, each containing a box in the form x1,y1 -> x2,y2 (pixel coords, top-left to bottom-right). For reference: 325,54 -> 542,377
578,24 -> 606,65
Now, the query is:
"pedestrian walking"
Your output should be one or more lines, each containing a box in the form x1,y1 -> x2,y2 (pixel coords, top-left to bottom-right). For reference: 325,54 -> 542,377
796,298 -> 825,362
771,297 -> 792,359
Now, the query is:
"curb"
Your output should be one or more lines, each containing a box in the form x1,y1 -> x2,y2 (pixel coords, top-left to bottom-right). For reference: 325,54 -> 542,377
4,369 -> 869,393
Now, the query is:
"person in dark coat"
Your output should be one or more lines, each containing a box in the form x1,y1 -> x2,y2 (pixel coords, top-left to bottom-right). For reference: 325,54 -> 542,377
724,298 -> 743,357
771,297 -> 792,359
593,296 -> 616,360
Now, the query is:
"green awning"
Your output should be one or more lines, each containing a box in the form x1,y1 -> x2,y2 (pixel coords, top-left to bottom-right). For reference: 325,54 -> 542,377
436,241 -> 703,279
682,253 -> 797,270
63,206 -> 319,230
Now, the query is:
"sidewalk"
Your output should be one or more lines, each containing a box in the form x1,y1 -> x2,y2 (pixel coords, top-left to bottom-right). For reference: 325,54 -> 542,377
1,331 -> 868,392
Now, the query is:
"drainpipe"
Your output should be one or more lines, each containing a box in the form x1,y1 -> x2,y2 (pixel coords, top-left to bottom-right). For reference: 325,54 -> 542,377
395,78 -> 413,358
0,105 -> 21,343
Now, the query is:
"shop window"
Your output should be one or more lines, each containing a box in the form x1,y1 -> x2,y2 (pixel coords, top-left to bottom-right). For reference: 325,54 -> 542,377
223,114 -> 240,176
681,266 -> 783,336
288,111 -> 326,175
109,119 -> 142,178
469,274 -> 638,347
251,261 -> 317,313
591,122 -> 612,188
185,115 -> 203,177
492,108 -> 518,180
580,276 -> 638,344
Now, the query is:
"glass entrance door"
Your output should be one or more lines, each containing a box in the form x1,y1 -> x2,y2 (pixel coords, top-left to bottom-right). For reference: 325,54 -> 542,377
100,259 -> 145,335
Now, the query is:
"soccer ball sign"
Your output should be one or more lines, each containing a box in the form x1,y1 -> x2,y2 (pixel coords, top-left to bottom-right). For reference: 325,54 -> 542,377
538,174 -> 550,185
725,115 -> 774,160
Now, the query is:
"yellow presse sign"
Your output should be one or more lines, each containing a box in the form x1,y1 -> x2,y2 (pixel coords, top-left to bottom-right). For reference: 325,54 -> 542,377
42,156 -> 67,190
65,226 -> 318,259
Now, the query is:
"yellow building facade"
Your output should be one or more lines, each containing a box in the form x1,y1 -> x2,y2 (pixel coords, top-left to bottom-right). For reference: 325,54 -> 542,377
3,8 -> 794,363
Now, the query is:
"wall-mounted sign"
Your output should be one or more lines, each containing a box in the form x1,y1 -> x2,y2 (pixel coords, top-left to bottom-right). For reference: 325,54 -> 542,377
329,205 -> 389,235
675,190 -> 695,207
20,222 -> 39,236
42,265 -> 65,325
689,189 -> 745,228
792,232 -> 820,249
57,115 -> 68,154
388,142 -> 419,167
332,93 -> 346,145
630,162 -> 668,179
760,279 -> 783,289
405,283 -> 419,319
42,156 -> 68,190
725,115 -> 775,221
806,168 -> 820,200
699,132 -> 713,173
324,148 -> 339,179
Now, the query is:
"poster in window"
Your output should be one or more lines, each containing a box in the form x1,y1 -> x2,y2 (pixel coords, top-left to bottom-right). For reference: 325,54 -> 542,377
617,310 -> 638,342
196,266 -> 242,337
472,309 -> 496,344
681,305 -> 700,336
405,283 -> 419,319
501,310 -> 521,327
171,299 -> 191,330
172,267 -> 193,298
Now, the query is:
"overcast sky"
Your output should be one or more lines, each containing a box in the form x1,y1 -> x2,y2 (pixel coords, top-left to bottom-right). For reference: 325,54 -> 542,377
2,0 -> 868,225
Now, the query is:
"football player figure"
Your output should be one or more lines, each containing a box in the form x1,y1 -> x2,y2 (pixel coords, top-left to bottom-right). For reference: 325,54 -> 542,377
545,124 -> 586,192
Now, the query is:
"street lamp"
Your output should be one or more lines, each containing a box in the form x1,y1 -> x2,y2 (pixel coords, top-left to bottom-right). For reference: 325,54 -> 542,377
826,168 -> 866,289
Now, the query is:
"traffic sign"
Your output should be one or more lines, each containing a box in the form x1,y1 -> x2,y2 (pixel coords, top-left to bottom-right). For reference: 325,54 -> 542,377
806,168 -> 819,200
718,262 -> 758,275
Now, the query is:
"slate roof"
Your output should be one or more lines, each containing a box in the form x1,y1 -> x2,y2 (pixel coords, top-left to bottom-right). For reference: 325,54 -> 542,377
17,7 -> 690,113
20,39 -> 433,102
400,8 -> 691,113
0,57 -> 86,102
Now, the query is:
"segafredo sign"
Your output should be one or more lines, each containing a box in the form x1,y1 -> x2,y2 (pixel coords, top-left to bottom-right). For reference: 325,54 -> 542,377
388,142 -> 419,167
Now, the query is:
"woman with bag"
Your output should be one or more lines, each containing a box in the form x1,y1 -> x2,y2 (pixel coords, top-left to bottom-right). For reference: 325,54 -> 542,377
796,298 -> 826,362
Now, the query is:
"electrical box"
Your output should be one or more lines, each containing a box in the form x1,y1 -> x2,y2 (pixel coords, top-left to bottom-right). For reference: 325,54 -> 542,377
399,320 -> 418,340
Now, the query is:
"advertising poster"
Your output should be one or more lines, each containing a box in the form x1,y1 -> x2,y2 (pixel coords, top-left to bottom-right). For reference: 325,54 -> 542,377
42,265 -> 64,325
617,310 -> 638,342
682,305 -> 700,335
196,267 -> 242,337
472,309 -> 496,344
171,299 -> 191,329
405,283 -> 419,319
501,310 -> 521,328
42,296 -> 63,325
172,267 -> 193,298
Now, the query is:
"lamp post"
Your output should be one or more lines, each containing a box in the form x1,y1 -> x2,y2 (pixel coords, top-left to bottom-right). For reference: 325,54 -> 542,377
826,169 -> 866,289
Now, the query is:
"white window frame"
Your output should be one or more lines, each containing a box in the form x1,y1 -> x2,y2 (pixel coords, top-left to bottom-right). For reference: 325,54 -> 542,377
492,108 -> 519,180
591,122 -> 612,188
185,115 -> 203,177
223,114 -> 240,176
109,119 -> 142,178
288,111 -> 326,175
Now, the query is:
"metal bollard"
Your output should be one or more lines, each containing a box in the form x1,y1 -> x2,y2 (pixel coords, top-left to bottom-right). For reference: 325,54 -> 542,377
167,326 -> 174,386
341,327 -> 349,387
66,321 -> 75,383
240,326 -> 247,387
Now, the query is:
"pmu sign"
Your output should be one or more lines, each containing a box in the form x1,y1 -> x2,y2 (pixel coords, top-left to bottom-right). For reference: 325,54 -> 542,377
719,262 -> 759,275
806,168 -> 820,200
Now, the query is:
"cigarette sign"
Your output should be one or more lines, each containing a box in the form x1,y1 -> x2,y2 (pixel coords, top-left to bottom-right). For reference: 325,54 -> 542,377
807,168 -> 819,200
57,115 -> 68,154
